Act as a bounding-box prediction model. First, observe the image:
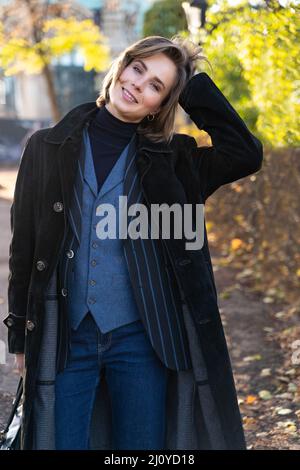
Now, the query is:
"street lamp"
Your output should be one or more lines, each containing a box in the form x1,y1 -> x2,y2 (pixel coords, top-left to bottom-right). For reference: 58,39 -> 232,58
190,0 -> 208,28
182,0 -> 207,45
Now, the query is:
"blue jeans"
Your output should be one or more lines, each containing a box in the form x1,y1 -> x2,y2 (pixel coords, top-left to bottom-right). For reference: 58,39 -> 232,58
55,312 -> 169,450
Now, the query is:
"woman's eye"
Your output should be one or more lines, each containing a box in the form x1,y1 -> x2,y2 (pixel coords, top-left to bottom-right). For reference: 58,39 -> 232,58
151,83 -> 160,91
133,65 -> 160,92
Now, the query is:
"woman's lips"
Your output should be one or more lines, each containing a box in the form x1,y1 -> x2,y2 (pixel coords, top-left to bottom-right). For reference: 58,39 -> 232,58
121,87 -> 138,103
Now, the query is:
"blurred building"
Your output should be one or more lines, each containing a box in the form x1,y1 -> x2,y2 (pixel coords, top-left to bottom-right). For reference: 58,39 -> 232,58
0,0 -> 159,123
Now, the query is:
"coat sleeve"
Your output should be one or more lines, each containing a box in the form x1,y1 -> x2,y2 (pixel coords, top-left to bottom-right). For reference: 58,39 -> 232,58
178,72 -> 263,202
3,134 -> 37,354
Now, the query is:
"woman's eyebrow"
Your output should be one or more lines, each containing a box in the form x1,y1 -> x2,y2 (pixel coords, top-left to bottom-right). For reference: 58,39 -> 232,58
134,59 -> 166,89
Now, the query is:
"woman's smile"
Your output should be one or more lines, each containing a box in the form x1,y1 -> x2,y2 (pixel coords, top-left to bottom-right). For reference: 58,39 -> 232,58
121,86 -> 138,104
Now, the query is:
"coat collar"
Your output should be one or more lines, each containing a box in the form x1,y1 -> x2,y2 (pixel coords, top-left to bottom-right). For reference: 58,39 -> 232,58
43,101 -> 173,154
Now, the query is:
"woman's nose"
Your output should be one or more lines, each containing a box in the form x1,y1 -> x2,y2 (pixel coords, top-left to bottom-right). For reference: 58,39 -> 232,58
132,79 -> 146,92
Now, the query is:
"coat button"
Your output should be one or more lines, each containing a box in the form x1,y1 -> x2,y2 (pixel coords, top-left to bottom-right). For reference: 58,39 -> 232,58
36,260 -> 47,271
53,201 -> 64,212
6,318 -> 14,327
66,249 -> 74,258
26,320 -> 35,331
61,288 -> 68,297
177,258 -> 192,267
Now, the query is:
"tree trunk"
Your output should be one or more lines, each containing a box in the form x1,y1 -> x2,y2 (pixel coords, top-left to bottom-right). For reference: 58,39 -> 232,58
42,63 -> 61,123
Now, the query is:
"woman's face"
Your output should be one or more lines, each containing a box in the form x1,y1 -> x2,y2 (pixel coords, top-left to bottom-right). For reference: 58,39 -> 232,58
106,52 -> 177,123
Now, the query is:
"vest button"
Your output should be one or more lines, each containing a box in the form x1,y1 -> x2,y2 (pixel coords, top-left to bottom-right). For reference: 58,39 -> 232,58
89,280 -> 96,286
88,297 -> 96,305
66,249 -> 74,258
36,260 -> 47,271
26,320 -> 35,331
53,201 -> 64,212
92,242 -> 98,249
91,260 -> 97,267
61,288 -> 68,297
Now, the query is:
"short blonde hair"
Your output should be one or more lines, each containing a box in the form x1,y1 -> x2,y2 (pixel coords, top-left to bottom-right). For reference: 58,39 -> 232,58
96,35 -> 210,144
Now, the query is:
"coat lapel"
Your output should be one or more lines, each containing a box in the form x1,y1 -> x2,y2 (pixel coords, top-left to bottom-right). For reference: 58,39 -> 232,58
82,127 -> 98,198
123,132 -> 140,205
45,104 -> 99,239
67,128 -> 86,245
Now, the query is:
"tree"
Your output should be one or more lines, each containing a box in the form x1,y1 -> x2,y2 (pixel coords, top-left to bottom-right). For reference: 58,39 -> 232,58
144,0 -> 299,148
0,0 -> 111,122
202,0 -> 299,148
143,0 -> 188,38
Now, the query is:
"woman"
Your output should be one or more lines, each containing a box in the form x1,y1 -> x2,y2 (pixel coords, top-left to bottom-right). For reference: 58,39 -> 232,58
4,35 -> 263,450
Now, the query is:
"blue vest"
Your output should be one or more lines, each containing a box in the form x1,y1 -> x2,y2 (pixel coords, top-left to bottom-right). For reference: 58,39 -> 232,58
66,128 -> 140,332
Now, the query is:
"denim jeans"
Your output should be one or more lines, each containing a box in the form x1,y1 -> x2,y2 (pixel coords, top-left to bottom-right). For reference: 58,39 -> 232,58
55,312 -> 169,450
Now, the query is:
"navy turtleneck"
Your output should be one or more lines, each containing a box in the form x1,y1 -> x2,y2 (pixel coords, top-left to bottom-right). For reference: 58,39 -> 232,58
88,105 -> 141,191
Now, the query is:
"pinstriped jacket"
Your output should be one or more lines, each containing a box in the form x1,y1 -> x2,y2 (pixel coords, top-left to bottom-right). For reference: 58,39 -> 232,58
4,72 -> 263,449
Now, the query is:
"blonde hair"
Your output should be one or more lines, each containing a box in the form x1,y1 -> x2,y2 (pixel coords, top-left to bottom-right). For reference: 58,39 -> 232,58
96,35 -> 211,144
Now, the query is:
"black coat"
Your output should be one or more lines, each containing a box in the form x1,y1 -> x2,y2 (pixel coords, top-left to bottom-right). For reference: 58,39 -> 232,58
4,72 -> 263,449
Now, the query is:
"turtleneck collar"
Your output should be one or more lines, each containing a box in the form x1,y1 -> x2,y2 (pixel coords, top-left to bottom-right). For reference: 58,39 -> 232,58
91,105 -> 141,137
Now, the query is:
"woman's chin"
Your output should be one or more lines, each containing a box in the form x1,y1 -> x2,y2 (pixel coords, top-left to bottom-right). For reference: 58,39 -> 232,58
114,104 -> 143,122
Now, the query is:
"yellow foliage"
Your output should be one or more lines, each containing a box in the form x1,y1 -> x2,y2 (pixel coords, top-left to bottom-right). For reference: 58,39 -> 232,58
231,183 -> 244,193
234,214 -> 245,225
202,2 -> 300,147
245,395 -> 257,405
231,238 -> 243,251
0,17 -> 111,75
206,221 -> 214,232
